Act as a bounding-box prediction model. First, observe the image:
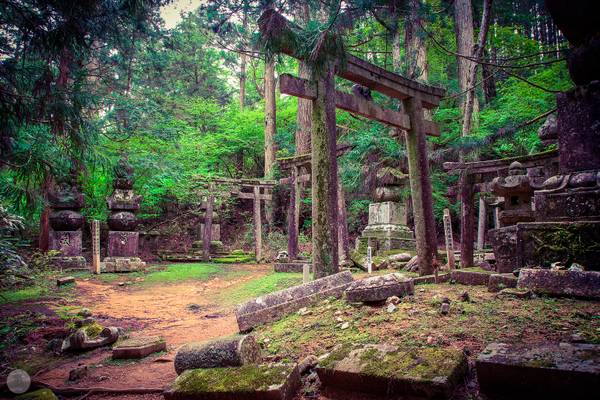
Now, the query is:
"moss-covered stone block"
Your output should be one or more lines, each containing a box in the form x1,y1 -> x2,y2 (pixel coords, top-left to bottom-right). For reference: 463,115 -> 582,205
15,389 -> 58,400
316,344 -> 467,399
163,364 -> 301,400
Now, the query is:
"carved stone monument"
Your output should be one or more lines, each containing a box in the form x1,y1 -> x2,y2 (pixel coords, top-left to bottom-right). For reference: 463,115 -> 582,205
48,168 -> 86,270
357,167 -> 415,255
104,155 -> 145,272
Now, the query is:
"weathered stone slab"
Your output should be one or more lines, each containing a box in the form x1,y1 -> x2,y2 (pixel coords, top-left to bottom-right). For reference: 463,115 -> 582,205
273,262 -> 308,273
517,268 -> 600,299
235,271 -> 353,332
344,273 -> 414,303
413,273 -> 450,285
451,269 -> 492,286
164,364 -> 300,400
112,336 -> 166,359
103,256 -> 146,272
476,342 -> 600,399
174,335 -> 260,375
488,273 -> 518,292
57,276 -> 76,286
107,231 -> 139,257
316,344 -> 467,399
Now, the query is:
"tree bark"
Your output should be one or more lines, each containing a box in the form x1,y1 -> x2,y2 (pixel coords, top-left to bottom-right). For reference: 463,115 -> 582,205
405,0 -> 428,82
239,9 -> 248,110
337,178 -> 350,262
311,65 -> 339,278
459,171 -> 475,267
287,167 -> 299,260
264,57 -> 276,178
253,186 -> 263,262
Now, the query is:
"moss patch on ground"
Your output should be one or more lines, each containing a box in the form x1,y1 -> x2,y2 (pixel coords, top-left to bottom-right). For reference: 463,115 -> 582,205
254,284 -> 600,365
219,272 -> 303,305
171,364 -> 293,394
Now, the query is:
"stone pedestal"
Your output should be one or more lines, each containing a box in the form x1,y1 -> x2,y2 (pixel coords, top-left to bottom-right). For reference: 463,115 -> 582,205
357,202 -> 415,255
107,231 -> 139,257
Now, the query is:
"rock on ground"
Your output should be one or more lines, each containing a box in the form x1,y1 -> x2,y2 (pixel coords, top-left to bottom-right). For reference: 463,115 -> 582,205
345,273 -> 414,303
517,268 -> 600,299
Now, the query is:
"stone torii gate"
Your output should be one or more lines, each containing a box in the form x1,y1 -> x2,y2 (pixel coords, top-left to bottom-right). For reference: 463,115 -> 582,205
278,143 -> 354,261
259,9 -> 445,275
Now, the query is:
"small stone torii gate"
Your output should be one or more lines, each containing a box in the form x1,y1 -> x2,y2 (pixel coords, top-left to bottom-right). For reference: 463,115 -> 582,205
200,178 -> 275,262
259,9 -> 445,275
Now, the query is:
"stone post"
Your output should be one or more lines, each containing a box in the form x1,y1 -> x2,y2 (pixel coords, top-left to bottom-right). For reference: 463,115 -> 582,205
311,65 -> 339,278
202,183 -> 215,262
253,185 -> 262,263
287,168 -> 298,260
477,195 -> 487,250
443,208 -> 456,269
403,97 -> 437,275
91,220 -> 101,274
366,246 -> 373,274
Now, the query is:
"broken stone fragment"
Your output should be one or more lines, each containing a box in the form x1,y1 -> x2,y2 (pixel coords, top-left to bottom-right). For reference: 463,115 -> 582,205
164,363 -> 301,400
174,334 -> 261,375
112,336 -> 166,359
440,302 -> 450,315
56,276 -> 75,286
496,288 -> 533,299
345,273 -> 414,303
387,252 -> 412,262
61,326 -> 119,352
68,364 -> 88,382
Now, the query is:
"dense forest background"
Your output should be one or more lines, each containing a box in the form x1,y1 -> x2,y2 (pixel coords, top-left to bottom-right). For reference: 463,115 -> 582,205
0,0 -> 571,250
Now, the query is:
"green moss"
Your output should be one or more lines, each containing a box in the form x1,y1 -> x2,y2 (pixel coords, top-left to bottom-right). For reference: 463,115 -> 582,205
15,389 -> 57,400
318,343 -> 353,369
172,364 -> 293,394
83,322 -> 104,338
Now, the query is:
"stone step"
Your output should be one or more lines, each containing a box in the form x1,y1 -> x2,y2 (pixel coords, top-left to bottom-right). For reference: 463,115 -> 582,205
476,342 -> 600,399
112,336 -> 166,359
316,344 -> 467,399
163,364 -> 300,400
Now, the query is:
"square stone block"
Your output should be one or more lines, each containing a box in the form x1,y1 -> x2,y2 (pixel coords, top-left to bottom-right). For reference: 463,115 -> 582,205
488,274 -> 518,292
517,268 -> 600,300
451,269 -> 492,286
163,364 -> 300,400
368,202 -> 406,225
108,231 -> 139,257
49,230 -> 82,257
316,344 -> 467,399
476,342 -> 600,399
103,257 -> 146,272
112,336 -> 166,359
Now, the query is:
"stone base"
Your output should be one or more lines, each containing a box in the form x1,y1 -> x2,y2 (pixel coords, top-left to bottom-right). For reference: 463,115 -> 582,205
316,344 -> 467,399
112,336 -> 166,359
491,221 -> 600,272
450,269 -> 493,286
535,183 -> 600,221
517,268 -> 600,300
488,274 -> 518,292
49,230 -> 82,257
107,231 -> 139,257
103,257 -> 146,273
164,364 -> 301,400
159,251 -> 205,262
413,273 -> 451,285
50,256 -> 87,270
476,342 -> 600,399
274,262 -> 309,273
359,223 -> 416,254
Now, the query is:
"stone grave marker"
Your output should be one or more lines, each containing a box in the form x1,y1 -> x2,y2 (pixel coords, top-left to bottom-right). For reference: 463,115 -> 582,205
443,208 -> 456,269
366,246 -> 373,274
91,220 -> 101,274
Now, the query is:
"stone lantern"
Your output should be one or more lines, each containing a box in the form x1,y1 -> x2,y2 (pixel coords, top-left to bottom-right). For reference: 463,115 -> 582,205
48,168 -> 86,270
491,161 -> 535,227
103,155 -> 146,272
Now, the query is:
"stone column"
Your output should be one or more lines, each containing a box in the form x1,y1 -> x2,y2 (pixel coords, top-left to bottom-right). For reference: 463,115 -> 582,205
104,155 -> 145,272
477,195 -> 487,250
48,169 -> 86,270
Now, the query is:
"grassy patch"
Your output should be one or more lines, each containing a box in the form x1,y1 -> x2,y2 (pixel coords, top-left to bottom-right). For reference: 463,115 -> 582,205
219,272 -> 303,305
141,263 -> 228,284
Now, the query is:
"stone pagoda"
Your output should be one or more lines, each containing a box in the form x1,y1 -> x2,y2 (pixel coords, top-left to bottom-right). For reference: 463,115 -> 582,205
104,155 -> 146,272
357,167 -> 415,255
48,168 -> 87,270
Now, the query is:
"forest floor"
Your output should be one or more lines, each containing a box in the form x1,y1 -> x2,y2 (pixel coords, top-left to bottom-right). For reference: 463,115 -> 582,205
0,264 -> 599,400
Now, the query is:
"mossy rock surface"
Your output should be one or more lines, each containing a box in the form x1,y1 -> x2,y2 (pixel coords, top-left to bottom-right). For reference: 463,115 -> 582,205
15,389 -> 58,400
317,344 -> 467,398
165,364 -> 300,400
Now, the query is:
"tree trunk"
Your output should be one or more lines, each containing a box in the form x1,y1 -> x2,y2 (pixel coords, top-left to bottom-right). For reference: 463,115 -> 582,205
253,186 -> 263,262
337,178 -> 350,262
454,0 -> 478,120
264,57 -> 276,178
202,184 -> 215,262
311,65 -> 339,278
287,168 -> 299,260
239,10 -> 248,109
405,0 -> 428,82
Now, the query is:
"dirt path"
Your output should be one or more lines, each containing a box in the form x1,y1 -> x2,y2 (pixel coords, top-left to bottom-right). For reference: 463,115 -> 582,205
36,264 -> 272,394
